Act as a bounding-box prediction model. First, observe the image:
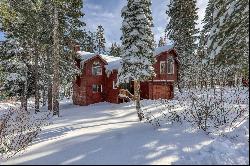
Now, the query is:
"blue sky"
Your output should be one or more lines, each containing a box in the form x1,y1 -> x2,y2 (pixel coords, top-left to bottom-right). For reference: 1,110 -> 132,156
0,0 -> 208,47
83,0 -> 208,47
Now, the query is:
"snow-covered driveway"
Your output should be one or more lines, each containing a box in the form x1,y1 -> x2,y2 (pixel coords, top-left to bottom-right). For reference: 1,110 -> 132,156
0,100 -> 248,165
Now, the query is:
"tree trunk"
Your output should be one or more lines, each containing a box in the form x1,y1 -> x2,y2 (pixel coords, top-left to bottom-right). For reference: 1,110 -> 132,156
52,6 -> 60,116
176,63 -> 183,93
234,72 -> 238,87
48,83 -> 53,111
21,70 -> 28,111
42,87 -> 46,107
21,82 -> 27,111
34,50 -> 40,113
46,45 -> 53,111
134,80 -> 143,121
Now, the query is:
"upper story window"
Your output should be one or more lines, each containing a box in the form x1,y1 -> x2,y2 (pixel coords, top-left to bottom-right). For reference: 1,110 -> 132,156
167,56 -> 174,74
160,61 -> 166,74
92,61 -> 102,76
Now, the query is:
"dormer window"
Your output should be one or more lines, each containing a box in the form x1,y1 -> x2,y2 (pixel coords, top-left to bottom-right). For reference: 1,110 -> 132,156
167,56 -> 174,74
92,61 -> 102,76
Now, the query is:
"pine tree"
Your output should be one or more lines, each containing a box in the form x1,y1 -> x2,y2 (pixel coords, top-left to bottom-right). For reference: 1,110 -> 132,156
165,0 -> 199,89
0,0 -> 48,112
158,37 -> 165,47
82,31 -> 96,52
50,0 -> 86,116
118,0 -> 155,121
207,0 -> 249,63
0,0 -> 86,114
109,43 -> 122,57
0,40 -> 33,111
95,25 -> 106,54
202,0 -> 249,86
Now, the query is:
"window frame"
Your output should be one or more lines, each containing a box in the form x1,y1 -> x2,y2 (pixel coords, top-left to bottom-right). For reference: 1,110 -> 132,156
167,56 -> 174,75
160,61 -> 166,74
92,61 -> 102,76
92,84 -> 103,93
113,81 -> 118,89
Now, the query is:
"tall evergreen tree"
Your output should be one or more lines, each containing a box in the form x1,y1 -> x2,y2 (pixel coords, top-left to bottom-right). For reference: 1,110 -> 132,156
165,0 -> 199,88
0,0 -> 48,112
158,37 -> 165,47
206,0 -> 249,65
82,31 -> 96,52
0,0 -> 86,114
202,0 -> 249,86
118,0 -> 155,121
109,42 -> 122,57
95,25 -> 106,54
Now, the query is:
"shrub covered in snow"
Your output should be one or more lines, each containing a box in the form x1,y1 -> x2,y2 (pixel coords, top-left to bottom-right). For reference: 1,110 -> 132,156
179,87 -> 249,134
142,87 -> 249,136
0,107 -> 51,158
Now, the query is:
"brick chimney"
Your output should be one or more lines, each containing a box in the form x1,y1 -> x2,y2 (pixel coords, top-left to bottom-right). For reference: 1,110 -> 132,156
74,45 -> 81,52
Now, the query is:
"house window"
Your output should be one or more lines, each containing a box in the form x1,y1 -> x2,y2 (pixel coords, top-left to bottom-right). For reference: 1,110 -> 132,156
92,84 -> 102,93
160,61 -> 166,74
92,61 -> 102,76
113,81 -> 118,89
167,56 -> 174,74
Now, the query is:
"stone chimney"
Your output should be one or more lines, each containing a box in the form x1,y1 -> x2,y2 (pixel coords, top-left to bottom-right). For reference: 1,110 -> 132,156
74,45 -> 81,52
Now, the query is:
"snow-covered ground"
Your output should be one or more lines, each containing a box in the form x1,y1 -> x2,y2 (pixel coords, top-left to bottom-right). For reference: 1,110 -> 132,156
0,97 -> 248,165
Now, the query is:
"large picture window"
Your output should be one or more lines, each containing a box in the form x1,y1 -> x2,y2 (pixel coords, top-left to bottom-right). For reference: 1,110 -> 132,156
92,84 -> 102,93
92,61 -> 102,76
167,56 -> 174,74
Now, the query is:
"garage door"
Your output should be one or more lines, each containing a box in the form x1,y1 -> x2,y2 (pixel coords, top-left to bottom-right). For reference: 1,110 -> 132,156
152,85 -> 172,99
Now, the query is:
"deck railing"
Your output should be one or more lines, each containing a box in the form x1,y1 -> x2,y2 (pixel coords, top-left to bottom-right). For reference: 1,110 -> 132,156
118,89 -> 135,101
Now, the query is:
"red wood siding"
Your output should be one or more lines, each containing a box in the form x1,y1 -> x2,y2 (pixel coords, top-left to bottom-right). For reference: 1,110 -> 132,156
73,49 -> 178,106
140,81 -> 149,99
104,70 -> 120,103
153,50 -> 178,82
149,83 -> 174,100
73,56 -> 106,105
85,58 -> 106,105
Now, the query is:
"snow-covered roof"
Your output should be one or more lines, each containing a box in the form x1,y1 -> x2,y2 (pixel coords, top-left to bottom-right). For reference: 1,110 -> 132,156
153,44 -> 174,56
78,51 -> 101,64
77,44 -> 175,72
101,55 -> 122,73
77,51 -> 122,72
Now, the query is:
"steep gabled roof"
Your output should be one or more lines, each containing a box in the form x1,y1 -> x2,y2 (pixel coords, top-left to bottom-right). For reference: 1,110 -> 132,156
153,44 -> 174,56
77,51 -> 108,65
77,44 -> 177,72
77,51 -> 122,73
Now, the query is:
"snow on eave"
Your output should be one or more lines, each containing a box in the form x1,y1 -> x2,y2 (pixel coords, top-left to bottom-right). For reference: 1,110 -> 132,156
153,44 -> 174,57
77,51 -> 108,65
101,54 -> 122,73
77,51 -> 122,72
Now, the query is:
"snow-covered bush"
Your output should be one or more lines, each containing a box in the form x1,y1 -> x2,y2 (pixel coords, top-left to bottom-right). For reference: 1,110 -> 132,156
172,87 -> 249,134
141,99 -> 183,128
142,86 -> 249,136
181,87 -> 248,133
0,107 -> 51,158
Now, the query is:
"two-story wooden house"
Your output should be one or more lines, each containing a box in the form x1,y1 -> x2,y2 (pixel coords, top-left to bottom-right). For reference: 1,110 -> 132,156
72,45 -> 179,106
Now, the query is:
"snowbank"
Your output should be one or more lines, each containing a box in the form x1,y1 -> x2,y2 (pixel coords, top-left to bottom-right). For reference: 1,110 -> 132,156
0,97 -> 248,165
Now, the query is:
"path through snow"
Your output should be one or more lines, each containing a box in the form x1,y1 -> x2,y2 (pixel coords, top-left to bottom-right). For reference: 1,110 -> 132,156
0,99 -> 248,165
